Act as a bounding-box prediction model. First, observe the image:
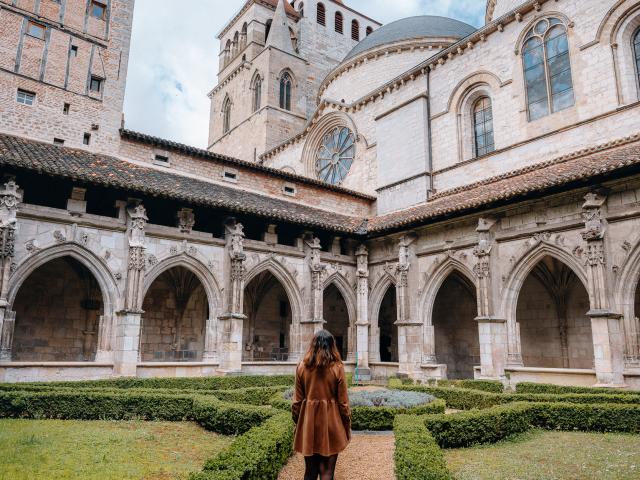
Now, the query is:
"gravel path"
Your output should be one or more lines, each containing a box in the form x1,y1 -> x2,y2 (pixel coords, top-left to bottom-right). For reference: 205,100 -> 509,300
278,432 -> 395,480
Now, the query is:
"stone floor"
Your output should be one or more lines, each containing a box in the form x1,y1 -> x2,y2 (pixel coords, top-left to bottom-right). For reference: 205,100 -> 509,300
278,431 -> 395,480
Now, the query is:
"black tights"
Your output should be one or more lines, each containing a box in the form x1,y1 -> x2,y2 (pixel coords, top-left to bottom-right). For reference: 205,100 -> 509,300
304,454 -> 338,480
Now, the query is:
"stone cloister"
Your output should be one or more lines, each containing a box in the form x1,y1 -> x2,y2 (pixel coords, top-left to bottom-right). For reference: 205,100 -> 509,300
1,173 -> 640,388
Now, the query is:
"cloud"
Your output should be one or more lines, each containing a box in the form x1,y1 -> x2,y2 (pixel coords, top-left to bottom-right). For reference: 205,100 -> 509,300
123,0 -> 485,148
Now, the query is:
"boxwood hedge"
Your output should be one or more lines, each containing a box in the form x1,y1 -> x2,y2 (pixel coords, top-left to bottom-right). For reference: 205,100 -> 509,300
190,413 -> 295,480
394,415 -> 452,480
515,382 -> 639,396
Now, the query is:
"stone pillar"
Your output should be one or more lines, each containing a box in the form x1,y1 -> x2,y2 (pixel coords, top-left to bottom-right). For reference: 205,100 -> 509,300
217,221 -> 246,373
114,204 -> 148,376
473,218 -> 508,379
202,316 -> 218,362
395,235 -> 422,377
95,315 -> 114,362
0,181 -> 20,361
355,245 -> 370,378
582,192 -> 626,386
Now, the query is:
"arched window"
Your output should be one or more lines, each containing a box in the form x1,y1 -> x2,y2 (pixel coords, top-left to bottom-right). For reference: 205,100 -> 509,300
351,20 -> 359,41
279,72 -> 292,111
473,97 -> 495,157
366,26 -> 373,36
522,18 -> 574,121
298,2 -> 304,17
241,23 -> 248,48
232,31 -> 239,55
634,28 -> 640,91
222,97 -> 232,134
252,75 -> 262,112
317,3 -> 326,26
335,12 -> 343,34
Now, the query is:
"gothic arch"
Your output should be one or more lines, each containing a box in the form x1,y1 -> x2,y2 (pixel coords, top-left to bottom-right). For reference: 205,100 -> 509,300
444,70 -> 506,116
615,236 -> 640,361
8,242 -> 119,315
501,243 -> 589,337
420,258 -> 478,327
143,254 -> 222,318
323,273 -> 356,326
368,273 -> 396,330
513,12 -> 573,55
244,258 -> 303,323
593,0 -> 640,45
301,111 -> 361,179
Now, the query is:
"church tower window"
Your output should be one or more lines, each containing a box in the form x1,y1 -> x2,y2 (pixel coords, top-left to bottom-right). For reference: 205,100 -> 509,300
634,28 -> 640,92
366,26 -> 373,36
352,20 -> 360,41
279,73 -> 292,111
315,127 -> 355,185
252,75 -> 262,112
473,97 -> 495,157
335,12 -> 343,34
222,97 -> 232,134
317,3 -> 326,26
522,18 -> 574,121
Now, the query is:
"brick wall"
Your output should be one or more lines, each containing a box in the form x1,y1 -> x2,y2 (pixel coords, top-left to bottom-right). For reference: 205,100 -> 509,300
0,0 -> 134,153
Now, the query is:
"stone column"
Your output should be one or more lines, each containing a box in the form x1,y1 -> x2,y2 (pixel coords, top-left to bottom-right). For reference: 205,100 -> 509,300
202,315 -> 218,362
473,218 -> 508,379
395,235 -> 422,377
217,221 -> 246,373
95,315 -> 114,362
355,245 -> 370,378
582,192 -> 626,386
0,181 -> 20,361
114,204 -> 148,376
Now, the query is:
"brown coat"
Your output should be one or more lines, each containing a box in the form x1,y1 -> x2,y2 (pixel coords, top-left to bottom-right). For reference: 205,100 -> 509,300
292,361 -> 351,457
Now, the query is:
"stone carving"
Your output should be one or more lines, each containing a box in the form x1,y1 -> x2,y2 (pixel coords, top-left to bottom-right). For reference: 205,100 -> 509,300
0,181 -> 20,260
25,239 -> 39,254
53,230 -> 66,243
177,208 -> 196,234
308,237 -> 326,292
187,246 -> 198,256
9,261 -> 17,275
124,204 -> 148,312
79,232 -> 89,245
585,242 -> 605,266
226,221 -> 246,315
104,250 -> 111,261
128,204 -> 148,247
147,254 -> 158,267
356,245 -> 369,279
581,192 -> 606,241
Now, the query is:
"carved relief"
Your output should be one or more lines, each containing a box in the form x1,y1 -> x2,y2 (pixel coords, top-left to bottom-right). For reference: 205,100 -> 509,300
177,208 -> 196,234
53,230 -> 66,243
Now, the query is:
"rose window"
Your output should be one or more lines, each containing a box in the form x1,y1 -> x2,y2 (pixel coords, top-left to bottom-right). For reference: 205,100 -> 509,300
315,127 -> 355,185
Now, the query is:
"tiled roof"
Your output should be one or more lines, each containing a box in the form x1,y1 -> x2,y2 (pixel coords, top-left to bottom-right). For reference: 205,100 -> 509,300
120,129 -> 376,201
2,132 -> 640,236
0,133 -> 363,233
369,134 -> 640,232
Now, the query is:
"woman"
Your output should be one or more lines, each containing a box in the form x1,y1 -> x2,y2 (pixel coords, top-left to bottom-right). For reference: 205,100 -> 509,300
292,330 -> 351,480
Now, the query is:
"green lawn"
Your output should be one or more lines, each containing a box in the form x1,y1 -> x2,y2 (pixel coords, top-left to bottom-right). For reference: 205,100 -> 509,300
0,419 -> 232,480
445,429 -> 640,480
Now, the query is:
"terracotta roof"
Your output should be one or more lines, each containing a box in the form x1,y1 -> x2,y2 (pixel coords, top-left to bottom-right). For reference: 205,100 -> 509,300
120,129 -> 375,201
369,135 -> 640,232
0,133 -> 363,233
2,132 -> 640,237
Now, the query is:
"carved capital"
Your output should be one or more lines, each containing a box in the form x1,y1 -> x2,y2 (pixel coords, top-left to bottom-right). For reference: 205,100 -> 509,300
226,221 -> 245,260
128,246 -> 146,271
581,191 -> 607,242
0,226 -> 15,259
0,181 -> 20,231
127,204 -> 148,247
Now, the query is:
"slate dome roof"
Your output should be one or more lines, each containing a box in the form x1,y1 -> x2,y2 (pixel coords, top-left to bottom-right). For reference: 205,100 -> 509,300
343,15 -> 477,62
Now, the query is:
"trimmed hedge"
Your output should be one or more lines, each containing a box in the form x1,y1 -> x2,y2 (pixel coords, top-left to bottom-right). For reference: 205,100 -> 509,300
0,389 -> 277,435
516,382 -> 639,396
436,379 -> 504,393
270,391 -> 446,430
424,401 -> 640,448
394,415 -> 452,480
0,375 -> 294,392
190,413 -> 295,480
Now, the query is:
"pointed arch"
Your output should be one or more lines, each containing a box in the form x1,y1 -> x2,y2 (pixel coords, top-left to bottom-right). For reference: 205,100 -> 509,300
323,273 -> 356,326
368,273 -> 397,329
615,237 -> 640,361
222,95 -> 232,134
143,254 -> 222,319
251,71 -> 263,112
244,258 -> 302,323
502,243 -> 589,322
278,69 -> 294,111
419,257 -> 478,326
8,242 -> 119,315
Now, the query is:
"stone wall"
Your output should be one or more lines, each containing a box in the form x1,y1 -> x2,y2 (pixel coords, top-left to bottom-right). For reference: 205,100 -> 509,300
432,274 -> 479,379
140,269 -> 208,362
0,0 -> 134,153
12,257 -> 101,361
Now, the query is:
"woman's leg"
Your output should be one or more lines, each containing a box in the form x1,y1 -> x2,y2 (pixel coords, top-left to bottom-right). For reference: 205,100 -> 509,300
304,455 -> 321,480
318,454 -> 338,480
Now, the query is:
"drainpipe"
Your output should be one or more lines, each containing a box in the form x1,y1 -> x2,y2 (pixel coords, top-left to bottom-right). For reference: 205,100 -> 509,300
426,67 -> 434,199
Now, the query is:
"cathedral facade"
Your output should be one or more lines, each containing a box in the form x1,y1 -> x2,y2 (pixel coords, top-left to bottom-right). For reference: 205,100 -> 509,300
0,0 -> 640,388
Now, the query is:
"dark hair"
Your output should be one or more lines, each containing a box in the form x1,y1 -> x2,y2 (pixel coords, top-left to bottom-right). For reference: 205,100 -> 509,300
303,330 -> 342,369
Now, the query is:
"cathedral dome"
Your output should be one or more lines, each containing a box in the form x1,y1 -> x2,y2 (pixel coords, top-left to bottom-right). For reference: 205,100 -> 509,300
343,15 -> 476,62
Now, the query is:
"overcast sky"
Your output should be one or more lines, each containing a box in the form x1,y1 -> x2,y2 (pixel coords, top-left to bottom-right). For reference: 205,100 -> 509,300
122,0 -> 486,148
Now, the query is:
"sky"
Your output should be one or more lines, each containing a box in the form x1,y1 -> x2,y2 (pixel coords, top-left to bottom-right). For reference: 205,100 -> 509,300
122,0 -> 486,148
